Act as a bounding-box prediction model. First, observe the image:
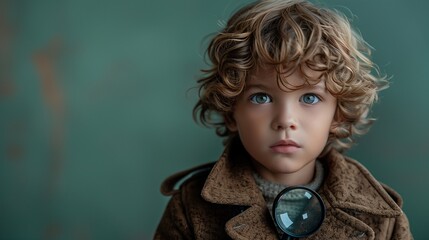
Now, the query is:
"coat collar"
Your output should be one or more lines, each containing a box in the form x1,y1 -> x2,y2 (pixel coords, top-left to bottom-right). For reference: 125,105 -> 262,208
201,140 -> 402,217
201,141 -> 266,207
201,141 -> 279,239
321,154 -> 403,217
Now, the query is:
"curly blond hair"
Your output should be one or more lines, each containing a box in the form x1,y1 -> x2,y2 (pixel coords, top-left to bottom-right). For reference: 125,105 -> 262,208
193,0 -> 388,158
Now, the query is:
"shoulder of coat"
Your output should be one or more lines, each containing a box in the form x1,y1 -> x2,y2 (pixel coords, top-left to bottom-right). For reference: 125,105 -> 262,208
160,161 -> 215,196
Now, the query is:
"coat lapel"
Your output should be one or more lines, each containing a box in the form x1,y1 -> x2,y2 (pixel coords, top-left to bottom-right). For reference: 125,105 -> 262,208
225,205 -> 278,240
322,154 -> 403,217
201,141 -> 279,239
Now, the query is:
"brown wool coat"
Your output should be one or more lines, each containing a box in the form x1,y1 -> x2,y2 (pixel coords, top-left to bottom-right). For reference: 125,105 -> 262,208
154,144 -> 412,240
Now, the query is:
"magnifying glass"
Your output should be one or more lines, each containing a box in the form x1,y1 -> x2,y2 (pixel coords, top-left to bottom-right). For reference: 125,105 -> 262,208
272,186 -> 325,240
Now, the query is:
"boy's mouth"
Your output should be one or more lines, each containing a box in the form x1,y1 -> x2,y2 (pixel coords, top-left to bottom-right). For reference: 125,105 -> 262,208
270,139 -> 301,153
271,139 -> 300,147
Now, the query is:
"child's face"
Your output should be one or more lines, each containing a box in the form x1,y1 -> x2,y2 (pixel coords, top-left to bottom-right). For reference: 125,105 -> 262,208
228,66 -> 337,185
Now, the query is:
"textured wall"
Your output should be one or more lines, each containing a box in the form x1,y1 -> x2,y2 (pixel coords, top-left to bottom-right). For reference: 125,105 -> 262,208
0,0 -> 428,239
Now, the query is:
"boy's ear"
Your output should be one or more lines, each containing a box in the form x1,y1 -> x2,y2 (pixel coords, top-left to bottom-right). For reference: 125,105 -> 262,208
329,115 -> 346,137
329,120 -> 338,133
224,114 -> 238,132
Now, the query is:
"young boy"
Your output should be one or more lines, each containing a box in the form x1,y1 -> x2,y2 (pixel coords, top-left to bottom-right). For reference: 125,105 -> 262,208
155,0 -> 412,239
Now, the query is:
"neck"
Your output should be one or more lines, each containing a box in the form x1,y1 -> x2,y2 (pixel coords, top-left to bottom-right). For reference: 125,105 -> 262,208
252,160 -> 316,186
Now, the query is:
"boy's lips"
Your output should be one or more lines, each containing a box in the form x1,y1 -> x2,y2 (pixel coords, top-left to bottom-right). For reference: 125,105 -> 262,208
270,139 -> 301,154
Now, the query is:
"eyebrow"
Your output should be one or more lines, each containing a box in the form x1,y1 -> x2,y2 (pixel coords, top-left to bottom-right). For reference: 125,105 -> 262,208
245,82 -> 327,92
244,83 -> 270,91
304,83 -> 327,92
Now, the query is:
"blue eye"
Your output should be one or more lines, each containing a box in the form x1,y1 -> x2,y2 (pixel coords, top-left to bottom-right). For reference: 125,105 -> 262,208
300,94 -> 320,104
250,93 -> 272,104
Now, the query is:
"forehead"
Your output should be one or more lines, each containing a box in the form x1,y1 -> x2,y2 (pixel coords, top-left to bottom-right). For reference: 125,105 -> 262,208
247,64 -> 325,89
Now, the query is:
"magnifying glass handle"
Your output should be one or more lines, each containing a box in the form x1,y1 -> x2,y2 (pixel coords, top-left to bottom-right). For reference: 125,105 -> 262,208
281,235 -> 294,240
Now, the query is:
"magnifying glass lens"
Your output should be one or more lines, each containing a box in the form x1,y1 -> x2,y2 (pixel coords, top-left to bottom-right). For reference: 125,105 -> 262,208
273,187 -> 325,238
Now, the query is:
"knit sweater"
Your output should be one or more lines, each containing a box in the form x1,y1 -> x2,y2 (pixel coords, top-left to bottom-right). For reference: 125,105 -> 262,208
253,160 -> 325,213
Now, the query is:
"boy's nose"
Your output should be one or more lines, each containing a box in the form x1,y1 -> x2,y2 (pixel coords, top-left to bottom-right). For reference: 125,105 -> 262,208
271,103 -> 298,131
272,119 -> 297,131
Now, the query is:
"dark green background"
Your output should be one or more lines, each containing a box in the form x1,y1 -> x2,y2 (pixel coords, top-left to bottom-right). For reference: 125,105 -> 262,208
1,0 -> 427,239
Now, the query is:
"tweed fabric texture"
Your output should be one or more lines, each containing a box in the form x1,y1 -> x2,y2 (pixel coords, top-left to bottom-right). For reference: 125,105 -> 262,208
155,141 -> 413,239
